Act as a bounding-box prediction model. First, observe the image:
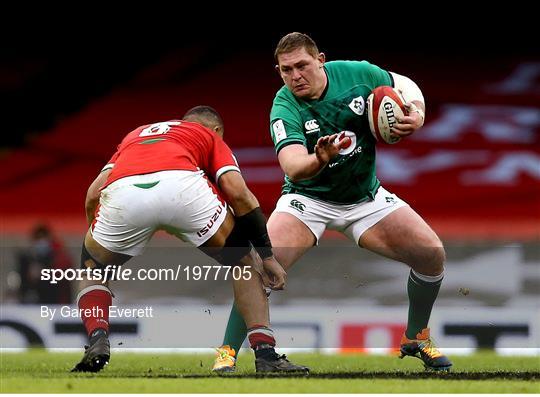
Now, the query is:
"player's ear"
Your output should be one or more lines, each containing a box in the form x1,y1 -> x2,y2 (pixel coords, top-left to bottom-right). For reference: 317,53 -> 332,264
214,126 -> 224,138
318,52 -> 326,67
275,64 -> 281,74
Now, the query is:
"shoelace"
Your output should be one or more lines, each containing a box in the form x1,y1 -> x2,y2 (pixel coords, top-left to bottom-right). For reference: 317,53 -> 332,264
215,347 -> 233,360
418,339 -> 443,359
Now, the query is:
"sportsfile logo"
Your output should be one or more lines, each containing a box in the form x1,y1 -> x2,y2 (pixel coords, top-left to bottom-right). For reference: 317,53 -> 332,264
304,119 -> 320,134
289,199 -> 306,213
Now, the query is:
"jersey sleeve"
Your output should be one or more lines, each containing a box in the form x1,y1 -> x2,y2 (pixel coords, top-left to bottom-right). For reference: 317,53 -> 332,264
351,60 -> 393,90
209,135 -> 241,182
270,94 -> 306,154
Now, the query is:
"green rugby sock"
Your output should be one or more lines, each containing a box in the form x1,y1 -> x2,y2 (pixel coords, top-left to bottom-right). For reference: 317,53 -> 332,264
405,269 -> 443,339
222,303 -> 247,354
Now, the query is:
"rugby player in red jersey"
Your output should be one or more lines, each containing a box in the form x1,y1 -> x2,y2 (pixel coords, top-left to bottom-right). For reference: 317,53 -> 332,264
72,106 -> 308,373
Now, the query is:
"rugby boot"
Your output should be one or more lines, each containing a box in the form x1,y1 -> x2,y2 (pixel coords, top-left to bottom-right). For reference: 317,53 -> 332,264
212,345 -> 236,373
255,352 -> 310,373
399,328 -> 452,371
71,329 -> 110,372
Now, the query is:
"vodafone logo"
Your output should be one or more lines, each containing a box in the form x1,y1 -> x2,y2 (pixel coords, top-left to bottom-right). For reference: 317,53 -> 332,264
335,131 -> 357,155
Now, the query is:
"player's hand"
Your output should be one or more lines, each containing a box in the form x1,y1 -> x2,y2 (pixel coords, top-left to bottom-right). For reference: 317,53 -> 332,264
261,256 -> 287,290
314,133 -> 351,164
391,99 -> 425,139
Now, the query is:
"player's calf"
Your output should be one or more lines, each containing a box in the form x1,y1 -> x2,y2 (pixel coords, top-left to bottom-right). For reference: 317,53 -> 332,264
72,244 -> 113,372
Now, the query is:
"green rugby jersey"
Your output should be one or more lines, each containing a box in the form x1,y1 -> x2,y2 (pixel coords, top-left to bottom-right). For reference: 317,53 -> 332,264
270,60 -> 393,204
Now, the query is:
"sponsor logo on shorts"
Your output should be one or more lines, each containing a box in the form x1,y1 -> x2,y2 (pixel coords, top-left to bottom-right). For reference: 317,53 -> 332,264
289,199 -> 306,213
385,196 -> 396,204
197,206 -> 224,237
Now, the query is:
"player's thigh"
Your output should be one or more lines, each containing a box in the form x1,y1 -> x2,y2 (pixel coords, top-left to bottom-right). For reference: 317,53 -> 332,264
200,210 -> 234,248
267,211 -> 315,270
92,176 -> 159,256
79,229 -> 132,291
159,171 -> 228,247
84,229 -> 132,265
358,205 -> 445,273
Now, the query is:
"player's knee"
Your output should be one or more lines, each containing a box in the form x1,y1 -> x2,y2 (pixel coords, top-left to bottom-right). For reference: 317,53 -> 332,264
420,244 -> 445,275
81,243 -> 106,270
408,236 -> 445,275
430,245 -> 446,274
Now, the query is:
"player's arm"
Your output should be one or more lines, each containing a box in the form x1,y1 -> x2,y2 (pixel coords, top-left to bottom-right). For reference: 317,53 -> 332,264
217,170 -> 286,289
85,169 -> 111,225
390,72 -> 425,137
271,102 -> 349,182
277,134 -> 350,182
218,170 -> 260,216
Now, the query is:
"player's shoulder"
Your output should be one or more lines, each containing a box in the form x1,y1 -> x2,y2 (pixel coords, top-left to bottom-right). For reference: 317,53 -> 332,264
272,85 -> 301,112
327,60 -> 390,88
325,60 -> 379,73
119,123 -> 151,144
274,85 -> 295,102
179,120 -> 211,135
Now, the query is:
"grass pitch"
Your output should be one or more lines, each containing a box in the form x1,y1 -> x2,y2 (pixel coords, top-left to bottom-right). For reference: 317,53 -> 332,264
1,350 -> 539,393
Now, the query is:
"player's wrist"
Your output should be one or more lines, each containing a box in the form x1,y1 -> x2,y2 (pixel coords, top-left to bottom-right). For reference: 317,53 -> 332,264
412,108 -> 425,122
314,151 -> 329,167
409,102 -> 425,125
262,254 -> 276,262
235,207 -> 274,259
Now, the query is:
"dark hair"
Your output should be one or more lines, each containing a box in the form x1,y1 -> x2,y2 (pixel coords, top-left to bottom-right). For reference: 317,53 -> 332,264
274,32 -> 320,63
182,105 -> 224,131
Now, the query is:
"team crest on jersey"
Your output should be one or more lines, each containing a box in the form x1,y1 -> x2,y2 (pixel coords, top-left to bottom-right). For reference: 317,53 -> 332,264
304,119 -> 320,134
348,96 -> 365,116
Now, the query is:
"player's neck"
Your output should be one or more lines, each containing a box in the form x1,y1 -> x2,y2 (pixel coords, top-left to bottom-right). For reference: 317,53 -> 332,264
312,69 -> 328,101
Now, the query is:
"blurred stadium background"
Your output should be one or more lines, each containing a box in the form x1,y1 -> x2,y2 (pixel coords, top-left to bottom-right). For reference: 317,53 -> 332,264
1,26 -> 539,356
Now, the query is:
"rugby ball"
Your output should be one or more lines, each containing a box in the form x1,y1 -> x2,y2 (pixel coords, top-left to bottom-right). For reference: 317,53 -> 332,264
367,86 -> 407,144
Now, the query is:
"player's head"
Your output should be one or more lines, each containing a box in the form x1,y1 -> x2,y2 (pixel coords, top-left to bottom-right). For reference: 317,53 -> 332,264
274,32 -> 326,100
183,105 -> 225,137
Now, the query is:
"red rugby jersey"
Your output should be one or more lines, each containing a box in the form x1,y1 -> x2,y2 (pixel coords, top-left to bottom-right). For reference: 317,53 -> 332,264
101,120 -> 239,188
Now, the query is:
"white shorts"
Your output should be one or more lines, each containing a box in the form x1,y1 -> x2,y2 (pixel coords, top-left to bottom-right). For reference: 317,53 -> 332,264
91,170 -> 227,256
274,186 -> 408,244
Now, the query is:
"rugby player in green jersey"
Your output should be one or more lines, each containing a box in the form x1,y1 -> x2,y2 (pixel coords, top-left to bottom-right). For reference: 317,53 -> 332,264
213,33 -> 452,372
